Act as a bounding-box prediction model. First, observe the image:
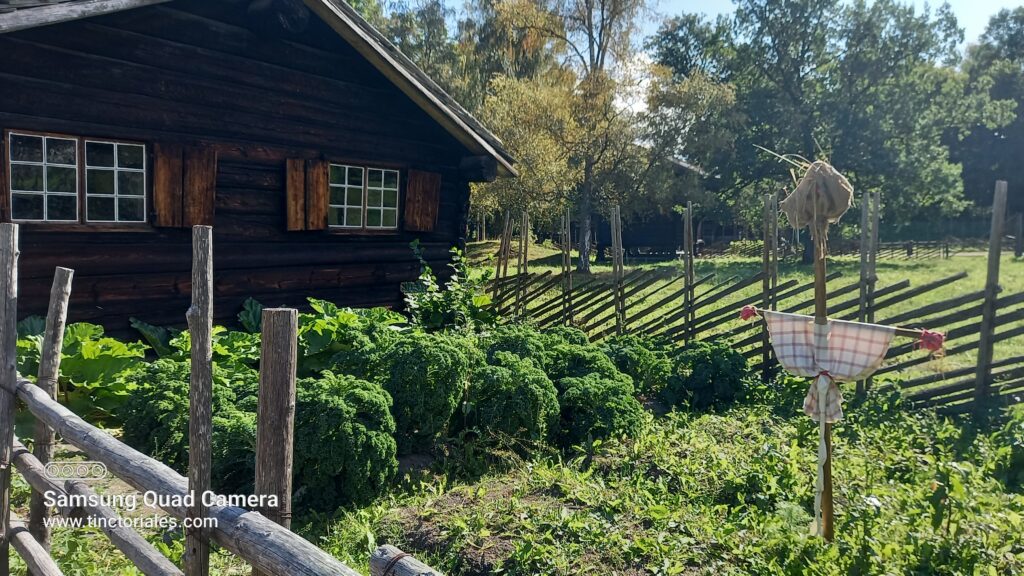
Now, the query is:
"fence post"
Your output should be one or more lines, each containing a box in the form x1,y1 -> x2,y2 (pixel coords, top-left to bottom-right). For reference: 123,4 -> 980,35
761,193 -> 776,382
253,309 -> 298,576
0,224 -> 18,576
974,181 -> 1008,406
29,267 -> 73,551
683,202 -> 694,342
186,225 -> 213,576
1015,212 -> 1023,258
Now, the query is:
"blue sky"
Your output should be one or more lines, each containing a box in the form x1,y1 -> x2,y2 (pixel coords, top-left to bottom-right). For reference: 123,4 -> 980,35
641,0 -> 1018,45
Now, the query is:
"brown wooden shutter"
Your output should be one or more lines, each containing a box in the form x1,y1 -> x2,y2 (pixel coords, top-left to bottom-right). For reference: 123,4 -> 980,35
305,159 -> 328,230
285,158 -> 328,231
404,169 -> 441,232
184,146 -> 216,226
153,143 -> 184,227
153,143 -> 216,227
285,158 -> 306,231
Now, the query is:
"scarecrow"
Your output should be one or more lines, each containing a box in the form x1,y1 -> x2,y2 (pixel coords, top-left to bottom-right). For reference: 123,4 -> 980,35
740,160 -> 944,540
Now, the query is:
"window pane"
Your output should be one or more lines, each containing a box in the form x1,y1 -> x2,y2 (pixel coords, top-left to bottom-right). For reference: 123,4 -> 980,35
383,189 -> 398,208
367,189 -> 382,208
86,142 -> 115,167
382,209 -> 397,228
47,195 -> 77,221
330,165 -> 344,185
47,166 -> 76,193
368,169 -> 383,188
345,188 -> 362,207
46,138 -> 77,165
87,196 -> 115,221
329,186 -> 346,206
11,164 -> 44,191
366,209 -> 382,228
345,208 -> 362,227
118,171 -> 144,196
87,169 -> 115,195
328,206 -> 342,226
11,193 -> 43,220
346,168 -> 363,187
10,134 -> 43,163
117,145 -> 145,170
383,170 -> 398,189
118,198 -> 145,222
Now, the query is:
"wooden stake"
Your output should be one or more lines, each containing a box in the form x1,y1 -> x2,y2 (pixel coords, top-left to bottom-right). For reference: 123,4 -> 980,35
0,223 -> 18,576
811,219 -> 835,542
186,225 -> 213,576
683,202 -> 695,342
762,194 -> 775,381
975,181 -> 1008,404
29,267 -> 73,551
857,192 -> 870,396
1015,212 -> 1023,259
253,309 -> 298,576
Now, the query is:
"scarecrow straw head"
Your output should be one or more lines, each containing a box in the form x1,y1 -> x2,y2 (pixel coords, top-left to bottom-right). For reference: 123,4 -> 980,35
779,161 -> 854,231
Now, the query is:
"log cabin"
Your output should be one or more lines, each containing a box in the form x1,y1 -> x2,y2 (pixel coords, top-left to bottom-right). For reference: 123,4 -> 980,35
0,0 -> 515,331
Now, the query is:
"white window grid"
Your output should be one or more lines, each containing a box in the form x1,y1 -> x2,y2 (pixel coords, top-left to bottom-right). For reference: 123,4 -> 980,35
366,168 -> 399,229
8,132 -> 79,223
84,140 -> 147,223
329,164 -> 366,228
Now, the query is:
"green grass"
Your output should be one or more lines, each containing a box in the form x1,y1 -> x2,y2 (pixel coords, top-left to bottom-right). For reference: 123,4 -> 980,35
318,382 -> 1024,575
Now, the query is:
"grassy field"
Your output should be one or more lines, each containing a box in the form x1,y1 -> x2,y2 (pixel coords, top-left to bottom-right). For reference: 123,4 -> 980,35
470,240 -> 1024,382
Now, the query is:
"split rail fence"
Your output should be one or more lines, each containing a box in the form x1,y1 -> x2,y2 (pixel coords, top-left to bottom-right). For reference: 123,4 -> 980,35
489,182 -> 1024,413
0,224 -> 439,576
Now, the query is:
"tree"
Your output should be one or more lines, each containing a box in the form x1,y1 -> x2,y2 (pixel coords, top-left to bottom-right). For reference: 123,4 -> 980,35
957,8 -> 1024,213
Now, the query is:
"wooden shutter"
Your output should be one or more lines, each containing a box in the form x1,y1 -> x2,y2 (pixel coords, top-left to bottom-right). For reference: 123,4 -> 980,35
153,143 -> 216,227
285,159 -> 306,231
153,143 -> 184,227
305,159 -> 328,230
404,170 -> 441,232
0,137 -> 9,223
284,158 -> 328,231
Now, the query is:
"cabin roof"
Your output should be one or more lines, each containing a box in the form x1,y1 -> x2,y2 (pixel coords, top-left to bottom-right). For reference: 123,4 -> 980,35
0,0 -> 517,177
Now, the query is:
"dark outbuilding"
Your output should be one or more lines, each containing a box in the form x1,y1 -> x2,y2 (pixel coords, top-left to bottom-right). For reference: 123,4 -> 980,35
0,0 -> 514,329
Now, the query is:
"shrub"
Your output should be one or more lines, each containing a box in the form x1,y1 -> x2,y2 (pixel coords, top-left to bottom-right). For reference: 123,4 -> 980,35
546,343 -> 626,389
293,372 -> 398,510
402,242 -> 494,331
120,360 -> 252,479
464,352 -> 559,443
541,325 -> 589,346
598,334 -> 672,395
381,332 -> 471,454
664,340 -> 751,410
298,299 -> 406,379
558,374 -> 645,447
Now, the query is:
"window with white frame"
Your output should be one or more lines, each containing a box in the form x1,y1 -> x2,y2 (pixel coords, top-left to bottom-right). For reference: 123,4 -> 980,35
328,164 -> 399,230
84,140 -> 146,222
6,131 -> 147,224
8,133 -> 78,222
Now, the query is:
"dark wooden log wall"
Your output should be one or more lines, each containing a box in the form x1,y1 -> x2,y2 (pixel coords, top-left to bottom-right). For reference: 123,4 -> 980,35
0,0 -> 473,332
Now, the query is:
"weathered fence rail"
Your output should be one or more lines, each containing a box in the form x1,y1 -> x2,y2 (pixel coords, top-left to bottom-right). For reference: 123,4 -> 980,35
0,223 -> 443,576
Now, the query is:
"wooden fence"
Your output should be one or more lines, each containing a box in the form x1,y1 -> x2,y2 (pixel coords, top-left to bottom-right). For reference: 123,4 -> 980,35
0,223 -> 440,576
489,182 -> 1024,413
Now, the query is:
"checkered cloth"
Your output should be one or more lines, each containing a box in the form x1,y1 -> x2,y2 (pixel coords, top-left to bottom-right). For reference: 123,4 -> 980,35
762,311 -> 895,537
763,311 -> 895,422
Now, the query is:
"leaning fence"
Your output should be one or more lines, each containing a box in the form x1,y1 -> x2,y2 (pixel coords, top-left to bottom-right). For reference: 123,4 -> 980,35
489,182 -> 1024,413
0,223 -> 440,576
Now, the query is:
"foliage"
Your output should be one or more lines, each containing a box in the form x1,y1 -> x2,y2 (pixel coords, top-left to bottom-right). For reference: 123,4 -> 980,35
541,325 -> 590,346
557,374 -> 645,448
18,320 -> 147,423
293,372 -> 398,511
665,340 -> 752,410
381,332 -> 472,454
323,384 -> 1024,575
120,359 -> 254,483
238,297 -> 264,333
297,298 -> 405,379
403,242 -> 494,332
598,334 -> 672,395
995,404 -> 1024,492
545,343 -> 627,389
464,351 -> 560,444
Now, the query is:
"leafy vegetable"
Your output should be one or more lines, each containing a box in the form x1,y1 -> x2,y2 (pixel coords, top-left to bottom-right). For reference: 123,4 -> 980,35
598,334 -> 673,395
557,373 -> 645,448
464,351 -> 559,444
664,340 -> 751,410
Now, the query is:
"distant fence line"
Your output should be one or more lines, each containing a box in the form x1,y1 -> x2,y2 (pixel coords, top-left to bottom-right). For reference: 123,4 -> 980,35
488,184 -> 1023,413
